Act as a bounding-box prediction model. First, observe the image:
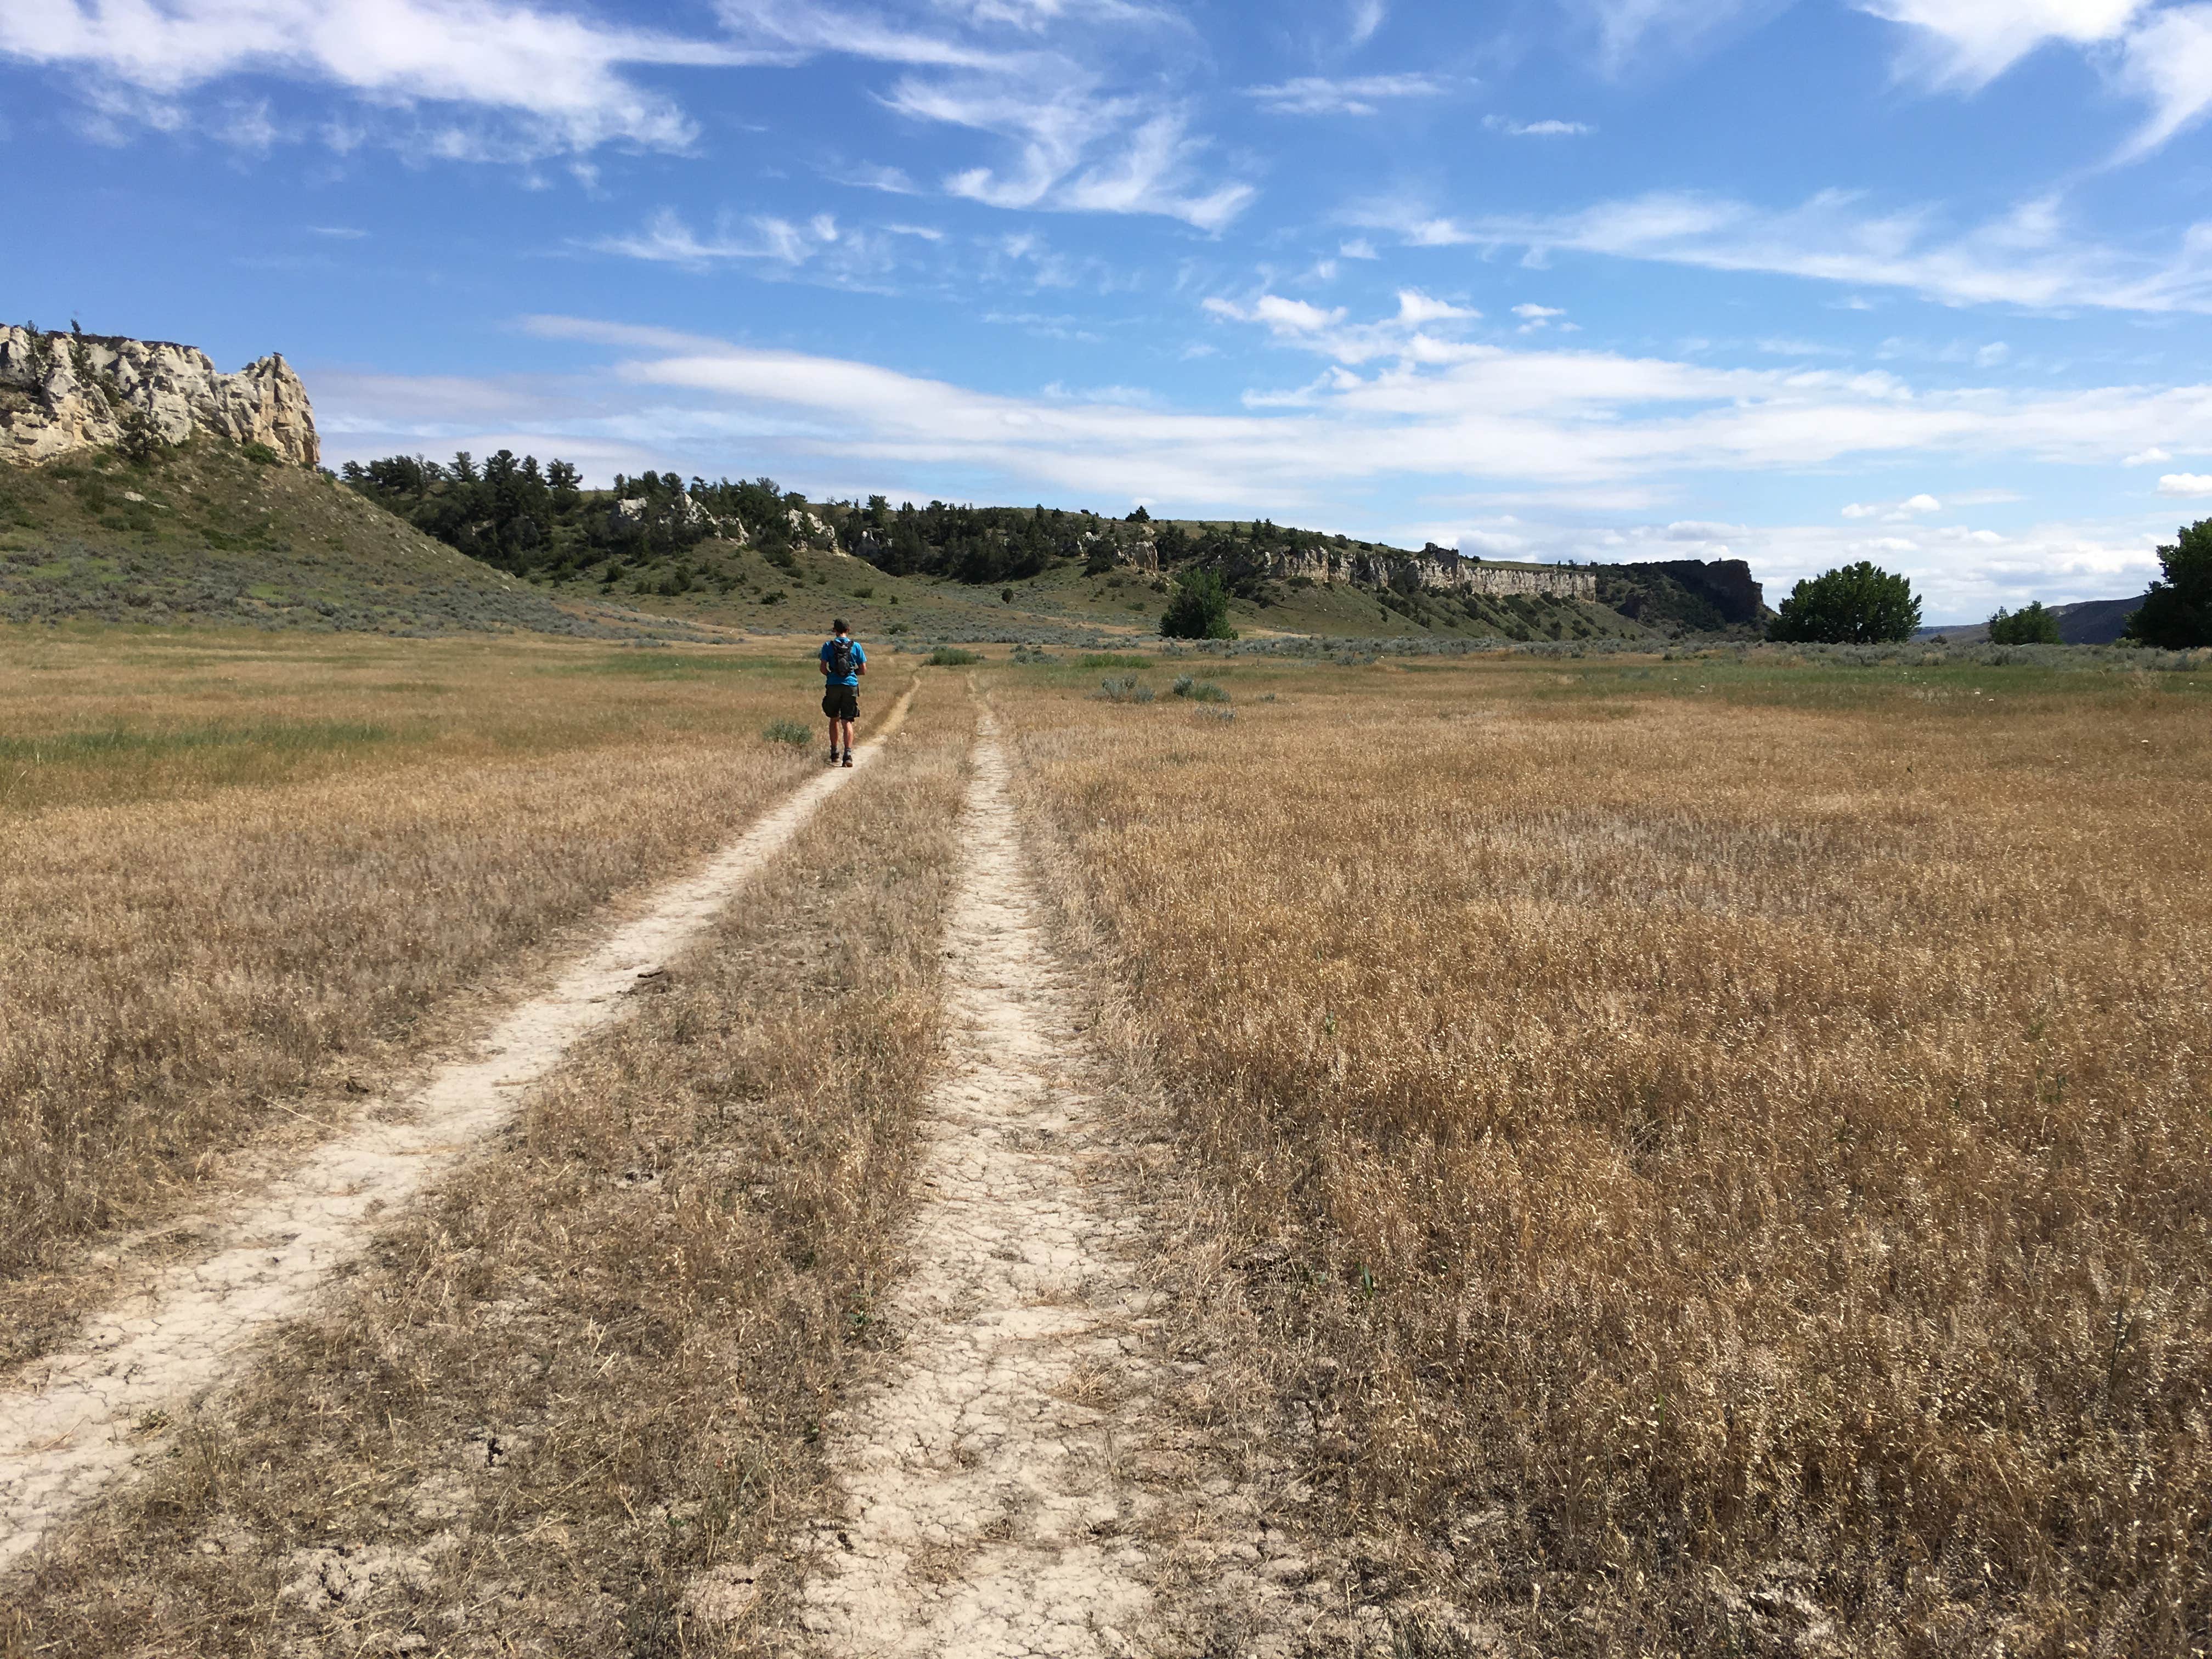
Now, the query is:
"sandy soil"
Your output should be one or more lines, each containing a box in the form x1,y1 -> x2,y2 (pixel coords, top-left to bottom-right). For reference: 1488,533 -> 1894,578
0,692 -> 912,1578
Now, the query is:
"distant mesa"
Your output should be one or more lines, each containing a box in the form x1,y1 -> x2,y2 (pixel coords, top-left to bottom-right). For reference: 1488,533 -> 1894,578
0,324 -> 319,470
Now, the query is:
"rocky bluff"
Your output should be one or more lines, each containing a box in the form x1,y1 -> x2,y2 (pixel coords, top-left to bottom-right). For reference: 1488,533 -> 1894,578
0,325 -> 319,469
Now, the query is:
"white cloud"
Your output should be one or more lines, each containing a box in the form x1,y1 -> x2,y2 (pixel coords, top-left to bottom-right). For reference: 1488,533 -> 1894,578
1842,491 -> 1946,519
1483,115 -> 1593,136
1205,294 -> 1347,334
1364,187 -> 2212,313
1567,0 -> 1782,74
323,309 -> 2185,612
2157,471 -> 2212,495
1398,290 -> 1478,325
833,161 -> 921,194
1348,0 -> 1388,47
1857,0 -> 2143,88
1246,73 -> 1454,116
2114,5 -> 2212,159
2124,446 -> 2171,465
310,225 -> 369,239
0,0 -> 771,157
589,209 -> 830,267
897,78 -> 1255,230
1339,237 -> 1379,259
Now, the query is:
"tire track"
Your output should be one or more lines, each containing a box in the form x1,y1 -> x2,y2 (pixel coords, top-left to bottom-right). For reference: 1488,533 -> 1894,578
0,689 -> 914,1577
800,713 -> 1166,1658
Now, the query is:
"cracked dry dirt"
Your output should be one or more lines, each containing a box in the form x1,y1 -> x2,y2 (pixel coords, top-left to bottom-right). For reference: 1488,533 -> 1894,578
799,720 -> 1182,1658
0,692 -> 912,1578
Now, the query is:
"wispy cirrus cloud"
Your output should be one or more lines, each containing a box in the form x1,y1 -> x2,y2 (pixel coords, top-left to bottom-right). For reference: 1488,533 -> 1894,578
0,0 -> 778,157
1244,72 -> 1457,116
1858,0 -> 2143,87
891,76 -> 1253,229
1483,114 -> 1593,136
1355,187 -> 2212,313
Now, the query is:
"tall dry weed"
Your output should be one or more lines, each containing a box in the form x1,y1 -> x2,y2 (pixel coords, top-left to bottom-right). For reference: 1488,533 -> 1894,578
1013,661 -> 2211,1656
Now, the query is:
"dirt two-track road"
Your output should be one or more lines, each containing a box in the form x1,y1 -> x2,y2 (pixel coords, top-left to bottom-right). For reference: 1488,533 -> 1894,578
0,685 -> 1340,1656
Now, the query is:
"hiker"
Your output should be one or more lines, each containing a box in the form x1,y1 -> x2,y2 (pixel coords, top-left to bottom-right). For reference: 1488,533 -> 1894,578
819,618 -> 866,766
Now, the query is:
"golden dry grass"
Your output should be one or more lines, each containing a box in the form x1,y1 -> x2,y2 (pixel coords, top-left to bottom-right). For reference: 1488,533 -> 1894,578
3,679 -> 972,1656
1009,651 -> 2212,1657
0,628 -> 899,1348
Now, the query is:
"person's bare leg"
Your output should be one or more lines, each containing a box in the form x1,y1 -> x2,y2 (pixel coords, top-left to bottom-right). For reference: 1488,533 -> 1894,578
837,716 -> 856,758
827,711 -> 840,761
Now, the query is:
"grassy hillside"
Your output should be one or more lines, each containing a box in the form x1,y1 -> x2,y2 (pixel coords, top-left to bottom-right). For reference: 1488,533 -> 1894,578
0,441 -> 670,636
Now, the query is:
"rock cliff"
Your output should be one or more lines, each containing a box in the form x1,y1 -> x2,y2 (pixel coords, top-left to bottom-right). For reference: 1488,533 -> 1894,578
0,325 -> 319,469
1245,543 -> 1594,599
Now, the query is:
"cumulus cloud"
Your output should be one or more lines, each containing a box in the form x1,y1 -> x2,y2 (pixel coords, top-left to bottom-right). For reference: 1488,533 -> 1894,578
2157,471 -> 2212,495
1245,72 -> 1454,116
1359,187 -> 2212,313
2124,446 -> 2171,465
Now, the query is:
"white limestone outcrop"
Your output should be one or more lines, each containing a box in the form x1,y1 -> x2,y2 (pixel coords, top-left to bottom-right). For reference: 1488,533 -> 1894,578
0,325 -> 319,468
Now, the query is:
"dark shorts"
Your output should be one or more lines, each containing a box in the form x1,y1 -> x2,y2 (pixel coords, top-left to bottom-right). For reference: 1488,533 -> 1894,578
821,684 -> 859,721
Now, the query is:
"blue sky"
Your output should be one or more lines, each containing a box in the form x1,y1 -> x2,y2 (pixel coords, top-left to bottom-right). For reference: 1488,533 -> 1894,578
9,1 -> 2212,617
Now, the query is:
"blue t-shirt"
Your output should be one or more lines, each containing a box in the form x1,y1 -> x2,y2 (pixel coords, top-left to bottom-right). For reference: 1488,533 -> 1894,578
820,636 -> 866,686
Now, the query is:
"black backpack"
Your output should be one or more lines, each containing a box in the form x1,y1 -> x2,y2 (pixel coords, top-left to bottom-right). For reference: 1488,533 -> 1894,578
826,636 -> 855,679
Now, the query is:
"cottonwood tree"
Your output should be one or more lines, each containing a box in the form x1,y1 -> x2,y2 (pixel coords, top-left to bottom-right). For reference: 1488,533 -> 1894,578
1988,601 -> 2062,644
1768,561 -> 1921,644
2125,519 -> 2212,648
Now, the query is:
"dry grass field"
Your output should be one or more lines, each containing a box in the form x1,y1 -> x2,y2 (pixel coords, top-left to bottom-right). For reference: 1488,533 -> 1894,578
0,627 -> 895,1358
1009,650 -> 2211,1657
4,681 -> 970,1655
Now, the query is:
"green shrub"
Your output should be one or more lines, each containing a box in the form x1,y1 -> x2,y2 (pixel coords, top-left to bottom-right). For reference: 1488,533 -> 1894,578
1171,675 -> 1229,702
2126,518 -> 2212,647
851,585 -> 874,599
1161,567 -> 1237,639
1092,675 -> 1155,703
1988,601 -> 2062,644
1079,653 -> 1149,669
241,441 -> 282,466
927,646 -> 981,666
761,717 -> 812,746
1768,561 -> 1921,643
1001,586 -> 1015,603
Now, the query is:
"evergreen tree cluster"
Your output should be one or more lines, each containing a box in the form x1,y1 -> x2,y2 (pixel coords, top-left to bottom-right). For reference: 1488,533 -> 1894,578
836,497 -> 1104,584
338,453 -> 817,579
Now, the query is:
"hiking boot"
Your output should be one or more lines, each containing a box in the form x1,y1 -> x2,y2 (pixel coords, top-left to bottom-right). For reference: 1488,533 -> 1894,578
827,747 -> 839,765
842,751 -> 855,768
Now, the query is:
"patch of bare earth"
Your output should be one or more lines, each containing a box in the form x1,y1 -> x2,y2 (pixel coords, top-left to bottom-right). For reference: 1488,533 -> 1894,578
794,715 -> 1342,1659
0,692 -> 913,1590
